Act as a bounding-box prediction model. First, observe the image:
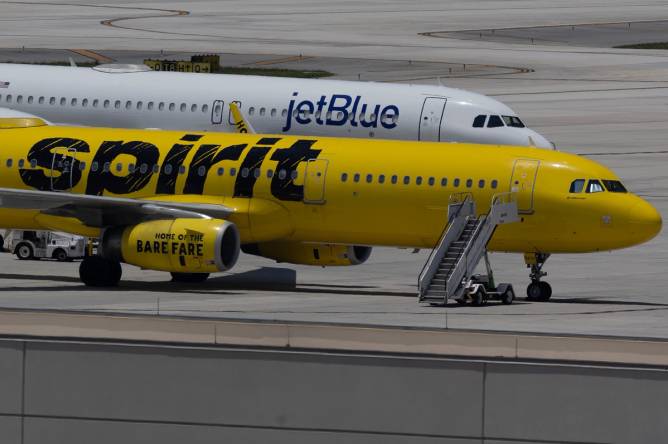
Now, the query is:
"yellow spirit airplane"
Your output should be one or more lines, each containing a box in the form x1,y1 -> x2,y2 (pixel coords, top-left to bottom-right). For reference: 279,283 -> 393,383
0,116 -> 660,301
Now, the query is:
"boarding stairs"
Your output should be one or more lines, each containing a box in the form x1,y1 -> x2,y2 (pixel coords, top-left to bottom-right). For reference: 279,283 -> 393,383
418,193 -> 519,305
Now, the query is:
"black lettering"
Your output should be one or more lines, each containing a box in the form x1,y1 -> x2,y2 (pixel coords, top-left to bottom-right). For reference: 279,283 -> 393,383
171,242 -> 179,255
233,147 -> 270,198
196,243 -> 203,256
179,243 -> 187,255
187,243 -> 195,255
156,135 -> 199,194
85,140 -> 159,196
20,138 -> 90,191
137,240 -> 143,252
269,139 -> 322,201
183,143 -> 246,194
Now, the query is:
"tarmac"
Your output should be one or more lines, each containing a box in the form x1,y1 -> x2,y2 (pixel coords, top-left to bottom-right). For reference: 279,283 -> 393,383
0,1 -> 667,339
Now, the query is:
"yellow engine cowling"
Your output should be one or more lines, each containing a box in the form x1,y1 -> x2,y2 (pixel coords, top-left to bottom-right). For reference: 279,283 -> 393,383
100,218 -> 240,273
242,242 -> 372,266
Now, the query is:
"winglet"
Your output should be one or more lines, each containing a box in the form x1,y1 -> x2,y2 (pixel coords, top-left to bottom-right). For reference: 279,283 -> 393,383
229,102 -> 255,134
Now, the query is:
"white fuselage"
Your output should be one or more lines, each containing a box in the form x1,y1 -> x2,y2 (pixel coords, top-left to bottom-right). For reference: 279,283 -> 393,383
0,63 -> 552,148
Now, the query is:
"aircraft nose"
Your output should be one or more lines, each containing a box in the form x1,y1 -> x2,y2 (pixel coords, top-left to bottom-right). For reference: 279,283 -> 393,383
526,129 -> 554,149
628,199 -> 662,243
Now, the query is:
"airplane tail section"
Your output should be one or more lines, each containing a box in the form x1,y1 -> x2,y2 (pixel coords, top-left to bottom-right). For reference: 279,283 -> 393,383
229,102 -> 255,134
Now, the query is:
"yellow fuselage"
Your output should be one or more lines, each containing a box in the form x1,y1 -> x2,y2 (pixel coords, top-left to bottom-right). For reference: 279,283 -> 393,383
0,125 -> 661,254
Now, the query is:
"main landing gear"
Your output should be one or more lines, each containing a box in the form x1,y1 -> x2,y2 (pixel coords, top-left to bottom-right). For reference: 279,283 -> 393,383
79,256 -> 122,287
524,252 -> 552,302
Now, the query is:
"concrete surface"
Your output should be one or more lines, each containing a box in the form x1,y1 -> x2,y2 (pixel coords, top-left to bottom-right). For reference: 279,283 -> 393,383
0,336 -> 666,444
0,1 -> 666,339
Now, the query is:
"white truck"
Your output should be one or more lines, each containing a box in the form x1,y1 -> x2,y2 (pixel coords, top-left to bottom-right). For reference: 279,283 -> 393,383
1,230 -> 87,261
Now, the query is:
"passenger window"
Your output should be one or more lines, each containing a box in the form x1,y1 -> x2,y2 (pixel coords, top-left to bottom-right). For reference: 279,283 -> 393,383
278,169 -> 286,180
290,170 -> 298,180
416,176 -> 423,185
453,178 -> 460,187
60,98 -> 66,106
403,176 -> 410,185
30,159 -> 37,168
198,166 -> 206,177
179,165 -> 186,175
191,104 -> 197,112
366,174 -> 373,183
152,164 -> 160,174
491,180 -> 498,189
180,103 -> 186,112
79,161 -> 86,171
202,104 -> 209,113
586,179 -> 604,193
27,96 -> 33,104
164,164 -> 173,175
569,179 -> 585,193
217,167 -> 224,176
282,109 -> 287,117
502,115 -> 525,128
17,95 -> 23,104
158,102 -> 165,111
472,115 -> 486,128
168,103 -> 175,111
139,164 -> 148,174
271,109 -> 277,117
137,101 -> 143,110
5,159 -> 11,168
69,98 -> 76,106
49,97 -> 55,105
341,173 -> 348,182
478,180 -> 485,188
103,162 -> 110,173
82,98 -> 88,107
253,169 -> 261,179
249,107 -> 255,116
260,108 -> 266,116
114,100 -> 121,109
125,101 -> 132,110
92,99 -> 99,107
441,178 -> 447,187
391,175 -> 398,184
353,173 -> 360,183
602,180 -> 627,193
38,97 -> 45,105
466,179 -> 473,188
91,161 -> 98,172
241,168 -> 249,178
115,163 -> 122,172
18,159 -> 24,168
428,177 -> 435,186
128,164 -> 135,173
378,174 -> 385,184
104,100 -> 110,108
487,115 -> 504,128
267,170 -> 273,178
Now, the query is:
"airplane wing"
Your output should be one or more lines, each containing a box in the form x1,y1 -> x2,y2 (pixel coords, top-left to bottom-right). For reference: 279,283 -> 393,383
229,102 -> 256,134
0,187 -> 234,227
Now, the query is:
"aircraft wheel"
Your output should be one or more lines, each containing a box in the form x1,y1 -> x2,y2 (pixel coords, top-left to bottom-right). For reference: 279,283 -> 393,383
0,234 -> 4,252
79,256 -> 122,287
456,298 -> 467,306
501,287 -> 515,305
53,248 -> 68,262
15,243 -> 34,260
170,272 -> 210,283
526,282 -> 541,301
538,281 -> 552,301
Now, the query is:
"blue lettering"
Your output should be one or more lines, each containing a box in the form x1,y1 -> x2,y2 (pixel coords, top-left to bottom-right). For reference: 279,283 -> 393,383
295,100 -> 315,125
359,104 -> 381,128
326,94 -> 352,126
281,92 -> 299,132
380,105 -> 399,129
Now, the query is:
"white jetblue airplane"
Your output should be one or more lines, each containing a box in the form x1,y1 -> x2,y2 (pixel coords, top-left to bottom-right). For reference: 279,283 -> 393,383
0,63 -> 553,148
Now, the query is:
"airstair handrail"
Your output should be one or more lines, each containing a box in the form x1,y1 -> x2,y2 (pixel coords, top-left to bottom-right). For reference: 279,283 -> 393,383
418,195 -> 475,296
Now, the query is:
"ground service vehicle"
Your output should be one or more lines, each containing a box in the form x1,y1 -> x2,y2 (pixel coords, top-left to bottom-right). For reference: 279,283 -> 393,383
6,230 -> 86,261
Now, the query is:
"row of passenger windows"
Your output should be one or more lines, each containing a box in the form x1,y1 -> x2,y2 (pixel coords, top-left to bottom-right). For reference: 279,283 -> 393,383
569,179 -> 627,194
341,172 -> 498,189
472,114 -> 526,128
0,94 -> 212,113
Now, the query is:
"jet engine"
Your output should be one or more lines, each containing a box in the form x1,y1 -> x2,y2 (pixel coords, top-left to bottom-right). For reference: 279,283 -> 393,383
242,242 -> 372,266
100,218 -> 240,273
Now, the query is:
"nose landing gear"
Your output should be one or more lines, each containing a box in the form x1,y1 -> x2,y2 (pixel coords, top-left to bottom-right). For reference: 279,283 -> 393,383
524,252 -> 552,301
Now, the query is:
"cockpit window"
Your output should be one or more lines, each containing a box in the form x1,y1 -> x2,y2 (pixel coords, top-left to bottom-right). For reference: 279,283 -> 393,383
602,180 -> 627,193
472,115 -> 486,128
586,179 -> 604,193
487,115 -> 504,128
502,115 -> 526,128
569,179 -> 585,193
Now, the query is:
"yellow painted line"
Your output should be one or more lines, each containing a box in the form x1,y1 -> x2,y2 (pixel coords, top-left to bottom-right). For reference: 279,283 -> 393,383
69,49 -> 114,64
245,55 -> 314,66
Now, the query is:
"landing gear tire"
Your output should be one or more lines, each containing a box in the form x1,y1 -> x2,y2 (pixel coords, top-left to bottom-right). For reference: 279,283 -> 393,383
170,272 -> 210,283
53,248 -> 68,262
15,243 -> 33,260
79,256 -> 122,287
502,287 -> 515,305
526,281 -> 552,301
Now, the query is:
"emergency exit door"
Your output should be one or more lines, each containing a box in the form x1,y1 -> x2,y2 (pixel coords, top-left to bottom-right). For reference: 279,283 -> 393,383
510,159 -> 540,213
418,97 -> 447,141
303,159 -> 328,204
211,100 -> 225,124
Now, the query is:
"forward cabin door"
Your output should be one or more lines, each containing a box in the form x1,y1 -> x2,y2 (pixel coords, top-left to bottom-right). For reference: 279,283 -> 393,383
51,148 -> 78,191
211,100 -> 225,124
303,159 -> 328,204
418,97 -> 447,141
510,159 -> 540,213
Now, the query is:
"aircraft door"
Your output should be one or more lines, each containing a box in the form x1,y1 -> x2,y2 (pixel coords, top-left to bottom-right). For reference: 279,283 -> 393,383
51,148 -> 78,191
419,97 -> 447,141
510,159 -> 540,213
303,159 -> 328,204
211,100 -> 225,124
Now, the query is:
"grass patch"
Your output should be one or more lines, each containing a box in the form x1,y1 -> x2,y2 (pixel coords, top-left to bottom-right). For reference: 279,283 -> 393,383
2,60 -> 98,67
615,42 -> 668,49
217,66 -> 333,78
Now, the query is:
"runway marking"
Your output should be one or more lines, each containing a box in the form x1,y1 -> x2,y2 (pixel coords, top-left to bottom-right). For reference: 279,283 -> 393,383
69,49 -> 113,64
